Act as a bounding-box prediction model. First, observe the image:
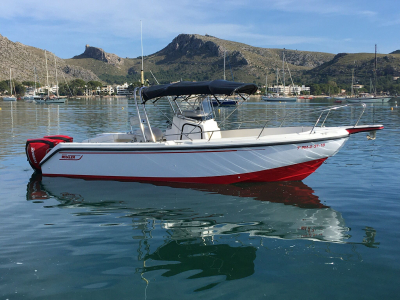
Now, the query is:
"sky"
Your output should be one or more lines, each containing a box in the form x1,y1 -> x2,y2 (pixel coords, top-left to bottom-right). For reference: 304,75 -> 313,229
0,0 -> 399,59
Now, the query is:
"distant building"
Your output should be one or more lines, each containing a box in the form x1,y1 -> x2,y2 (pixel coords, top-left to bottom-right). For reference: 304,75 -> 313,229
353,84 -> 364,89
116,83 -> 131,95
96,85 -> 114,95
268,85 -> 310,95
393,76 -> 399,81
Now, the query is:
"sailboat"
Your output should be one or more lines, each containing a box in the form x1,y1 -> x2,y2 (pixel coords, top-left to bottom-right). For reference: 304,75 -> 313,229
35,51 -> 66,104
262,50 -> 297,102
23,67 -> 38,101
3,68 -> 17,101
211,50 -> 238,107
346,45 -> 391,103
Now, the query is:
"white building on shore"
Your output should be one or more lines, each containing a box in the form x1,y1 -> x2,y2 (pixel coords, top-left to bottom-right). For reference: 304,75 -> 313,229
268,85 -> 310,95
95,85 -> 114,95
116,83 -> 131,95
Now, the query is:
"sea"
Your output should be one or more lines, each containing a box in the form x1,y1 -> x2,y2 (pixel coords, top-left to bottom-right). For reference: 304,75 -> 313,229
0,97 -> 399,300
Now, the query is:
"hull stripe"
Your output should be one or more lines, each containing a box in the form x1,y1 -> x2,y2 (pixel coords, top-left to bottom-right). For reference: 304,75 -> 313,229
58,149 -> 265,155
43,157 -> 328,184
40,135 -> 348,166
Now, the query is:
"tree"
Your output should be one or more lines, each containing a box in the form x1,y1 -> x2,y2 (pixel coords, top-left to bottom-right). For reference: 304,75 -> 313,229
14,82 -> 26,95
87,81 -> 103,89
0,81 -> 8,93
22,81 -> 36,87
310,84 -> 322,95
70,79 -> 86,89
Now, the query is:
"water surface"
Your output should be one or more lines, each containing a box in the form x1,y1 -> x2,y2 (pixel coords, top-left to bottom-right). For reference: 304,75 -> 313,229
0,97 -> 399,299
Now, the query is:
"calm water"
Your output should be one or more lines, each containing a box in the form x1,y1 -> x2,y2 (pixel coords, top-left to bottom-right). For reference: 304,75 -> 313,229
1,97 -> 399,299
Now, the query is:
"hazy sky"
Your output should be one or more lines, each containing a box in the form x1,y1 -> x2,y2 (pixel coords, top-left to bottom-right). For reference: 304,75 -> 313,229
1,0 -> 399,59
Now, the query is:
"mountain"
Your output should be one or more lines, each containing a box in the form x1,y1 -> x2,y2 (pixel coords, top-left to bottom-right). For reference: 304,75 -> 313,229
65,34 -> 336,84
0,34 -> 100,84
390,50 -> 400,55
305,51 -> 400,86
2,33 -> 400,91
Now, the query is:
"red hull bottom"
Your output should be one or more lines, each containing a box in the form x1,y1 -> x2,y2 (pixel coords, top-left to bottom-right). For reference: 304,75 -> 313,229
44,157 -> 328,184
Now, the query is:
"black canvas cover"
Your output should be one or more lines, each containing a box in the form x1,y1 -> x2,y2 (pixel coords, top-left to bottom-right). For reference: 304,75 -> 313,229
141,80 -> 258,101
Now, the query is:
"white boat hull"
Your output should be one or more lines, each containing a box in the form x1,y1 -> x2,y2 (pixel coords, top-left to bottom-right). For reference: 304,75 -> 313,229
35,98 -> 66,104
3,96 -> 17,101
346,97 -> 391,103
262,96 -> 297,102
39,133 -> 349,184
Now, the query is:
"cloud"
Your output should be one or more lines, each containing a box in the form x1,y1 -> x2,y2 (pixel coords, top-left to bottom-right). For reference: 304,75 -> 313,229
0,0 -> 396,58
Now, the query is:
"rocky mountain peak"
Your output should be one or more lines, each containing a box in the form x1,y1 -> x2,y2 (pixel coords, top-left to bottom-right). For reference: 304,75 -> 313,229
157,34 -> 248,66
73,45 -> 124,66
160,34 -> 225,58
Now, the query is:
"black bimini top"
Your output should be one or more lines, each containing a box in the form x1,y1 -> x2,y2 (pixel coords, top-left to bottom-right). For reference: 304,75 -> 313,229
141,80 -> 258,101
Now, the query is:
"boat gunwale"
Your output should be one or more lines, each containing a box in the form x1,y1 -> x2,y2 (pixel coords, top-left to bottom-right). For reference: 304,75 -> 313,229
39,134 -> 350,167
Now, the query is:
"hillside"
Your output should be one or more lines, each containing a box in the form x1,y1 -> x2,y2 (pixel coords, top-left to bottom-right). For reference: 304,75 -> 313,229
304,52 -> 400,86
66,34 -> 336,85
2,33 -> 400,94
0,34 -> 100,84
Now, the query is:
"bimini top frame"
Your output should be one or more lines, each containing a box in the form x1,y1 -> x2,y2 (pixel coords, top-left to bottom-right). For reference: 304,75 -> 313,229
141,80 -> 258,102
133,80 -> 258,142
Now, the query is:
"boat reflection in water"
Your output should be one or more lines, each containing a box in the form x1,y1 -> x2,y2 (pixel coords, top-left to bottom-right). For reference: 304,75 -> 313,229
26,175 -> 377,290
27,174 -> 349,243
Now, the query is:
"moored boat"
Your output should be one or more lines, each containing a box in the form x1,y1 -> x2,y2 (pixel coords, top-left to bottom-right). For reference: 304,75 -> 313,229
3,68 -> 17,101
3,96 -> 17,101
346,96 -> 391,103
34,95 -> 67,104
25,80 -> 383,184
262,95 -> 297,102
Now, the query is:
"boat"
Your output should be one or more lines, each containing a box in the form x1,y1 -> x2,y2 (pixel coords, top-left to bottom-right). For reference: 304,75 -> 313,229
334,96 -> 345,103
262,94 -> 297,102
210,96 -> 238,106
346,95 -> 391,103
262,50 -> 298,102
35,51 -> 66,104
23,67 -> 39,102
25,79 -> 383,184
262,75 -> 297,102
3,68 -> 17,101
209,51 -> 238,107
346,45 -> 391,103
34,95 -> 67,104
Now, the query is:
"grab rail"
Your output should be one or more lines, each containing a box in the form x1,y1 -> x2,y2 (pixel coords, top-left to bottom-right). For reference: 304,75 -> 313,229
309,103 -> 366,134
132,102 -> 369,143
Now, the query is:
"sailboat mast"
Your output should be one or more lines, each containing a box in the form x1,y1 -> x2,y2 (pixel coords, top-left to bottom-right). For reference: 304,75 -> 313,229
140,20 -> 144,86
351,69 -> 354,97
282,49 -> 285,96
45,50 -> 49,97
370,78 -> 372,94
34,67 -> 37,96
54,54 -> 59,97
223,50 -> 226,80
374,44 -> 377,95
9,68 -> 12,95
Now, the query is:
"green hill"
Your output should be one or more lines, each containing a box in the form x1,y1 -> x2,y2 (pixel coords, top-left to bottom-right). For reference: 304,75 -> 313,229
65,34 -> 335,85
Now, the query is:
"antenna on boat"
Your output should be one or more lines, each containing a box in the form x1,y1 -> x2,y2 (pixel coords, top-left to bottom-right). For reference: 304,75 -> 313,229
140,20 -> 145,86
